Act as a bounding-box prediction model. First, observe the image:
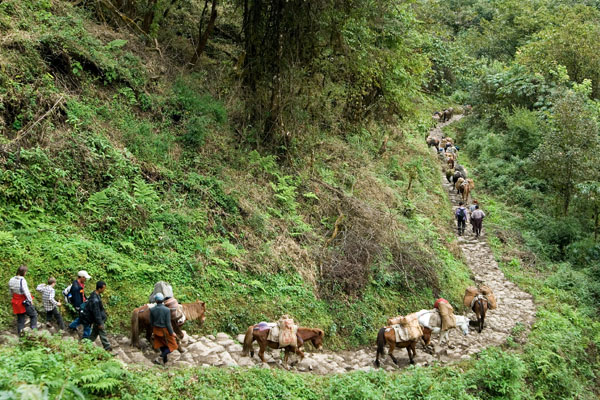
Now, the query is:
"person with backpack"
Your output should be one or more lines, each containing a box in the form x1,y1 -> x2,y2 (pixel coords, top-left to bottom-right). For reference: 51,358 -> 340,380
67,270 -> 91,337
470,204 -> 486,238
8,265 -> 38,335
455,202 -> 468,236
81,281 -> 112,352
36,277 -> 65,330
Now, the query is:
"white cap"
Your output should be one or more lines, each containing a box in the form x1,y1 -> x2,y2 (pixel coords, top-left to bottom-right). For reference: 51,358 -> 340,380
78,270 -> 91,279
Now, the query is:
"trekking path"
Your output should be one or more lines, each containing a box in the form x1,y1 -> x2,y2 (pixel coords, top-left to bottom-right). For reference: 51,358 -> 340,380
0,117 -> 536,374
430,115 -> 537,359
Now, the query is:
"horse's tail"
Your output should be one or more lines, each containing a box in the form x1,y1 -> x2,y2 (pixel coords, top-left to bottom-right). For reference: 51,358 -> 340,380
242,325 -> 254,357
130,308 -> 140,348
477,298 -> 486,332
374,327 -> 386,368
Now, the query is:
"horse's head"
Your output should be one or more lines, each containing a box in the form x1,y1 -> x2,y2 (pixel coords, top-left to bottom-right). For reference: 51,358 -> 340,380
181,300 -> 206,325
456,316 -> 470,336
421,327 -> 432,346
310,329 -> 324,351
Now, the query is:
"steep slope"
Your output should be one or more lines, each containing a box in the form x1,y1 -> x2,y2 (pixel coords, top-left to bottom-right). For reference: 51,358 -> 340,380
0,0 -> 471,348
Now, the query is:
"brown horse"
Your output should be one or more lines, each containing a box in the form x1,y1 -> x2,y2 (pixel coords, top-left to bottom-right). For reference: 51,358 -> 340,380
130,300 -> 206,348
374,327 -> 422,367
242,325 -> 324,368
426,136 -> 440,148
472,296 -> 488,333
462,179 -> 474,203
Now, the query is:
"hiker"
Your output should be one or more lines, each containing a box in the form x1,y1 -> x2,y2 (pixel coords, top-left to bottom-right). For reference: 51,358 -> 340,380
36,277 -> 65,330
67,270 -> 91,337
471,205 -> 486,238
81,281 -> 112,352
150,292 -> 178,366
8,265 -> 38,335
455,201 -> 468,236
469,200 -> 478,215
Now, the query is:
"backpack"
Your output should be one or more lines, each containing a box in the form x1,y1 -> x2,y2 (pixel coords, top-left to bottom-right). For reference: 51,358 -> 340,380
455,207 -> 466,219
62,284 -> 73,304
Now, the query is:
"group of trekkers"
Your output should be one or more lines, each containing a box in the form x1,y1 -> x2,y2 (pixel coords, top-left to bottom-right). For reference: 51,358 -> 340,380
455,200 -> 485,237
8,266 -> 113,351
426,116 -> 486,238
8,268 -> 181,365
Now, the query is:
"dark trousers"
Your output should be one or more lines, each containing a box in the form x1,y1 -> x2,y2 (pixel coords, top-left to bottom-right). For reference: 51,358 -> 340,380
457,217 -> 466,235
16,304 -> 38,334
83,323 -> 111,350
472,218 -> 483,237
46,307 -> 65,329
160,346 -> 171,363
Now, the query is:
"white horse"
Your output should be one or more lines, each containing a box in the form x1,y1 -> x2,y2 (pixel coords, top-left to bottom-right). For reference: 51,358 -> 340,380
416,309 -> 469,345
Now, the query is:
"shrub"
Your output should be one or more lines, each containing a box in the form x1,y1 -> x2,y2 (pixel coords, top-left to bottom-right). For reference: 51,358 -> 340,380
468,347 -> 526,400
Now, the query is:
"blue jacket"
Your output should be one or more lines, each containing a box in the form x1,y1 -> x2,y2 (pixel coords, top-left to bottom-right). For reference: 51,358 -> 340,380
69,280 -> 86,309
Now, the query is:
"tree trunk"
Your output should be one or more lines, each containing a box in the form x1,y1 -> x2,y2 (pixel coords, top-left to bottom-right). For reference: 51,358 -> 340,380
262,0 -> 284,146
141,0 -> 158,33
191,0 -> 218,64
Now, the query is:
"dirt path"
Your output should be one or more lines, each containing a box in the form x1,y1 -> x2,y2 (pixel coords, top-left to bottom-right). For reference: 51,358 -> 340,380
0,117 -> 536,374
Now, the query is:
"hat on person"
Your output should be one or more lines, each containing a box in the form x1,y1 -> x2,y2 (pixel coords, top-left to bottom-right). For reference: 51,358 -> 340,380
78,270 -> 91,279
154,292 -> 164,302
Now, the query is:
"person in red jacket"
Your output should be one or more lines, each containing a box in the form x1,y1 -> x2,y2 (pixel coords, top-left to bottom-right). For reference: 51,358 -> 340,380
8,265 -> 38,335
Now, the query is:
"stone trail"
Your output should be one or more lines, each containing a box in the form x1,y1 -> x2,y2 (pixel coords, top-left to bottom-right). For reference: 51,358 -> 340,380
0,117 -> 536,374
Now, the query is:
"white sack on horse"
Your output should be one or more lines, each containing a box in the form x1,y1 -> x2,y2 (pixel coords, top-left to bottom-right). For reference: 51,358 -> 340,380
149,281 -> 174,303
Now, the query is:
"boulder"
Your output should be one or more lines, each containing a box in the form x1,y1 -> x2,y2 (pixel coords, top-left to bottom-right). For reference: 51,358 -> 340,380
219,352 -> 238,367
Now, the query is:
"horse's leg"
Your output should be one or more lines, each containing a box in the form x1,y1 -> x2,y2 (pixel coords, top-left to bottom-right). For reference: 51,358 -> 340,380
408,342 -> 416,365
283,347 -> 290,369
294,346 -> 304,365
173,324 -> 186,353
439,330 -> 448,346
145,326 -> 153,346
389,341 -> 399,366
480,307 -> 486,333
258,339 -> 267,363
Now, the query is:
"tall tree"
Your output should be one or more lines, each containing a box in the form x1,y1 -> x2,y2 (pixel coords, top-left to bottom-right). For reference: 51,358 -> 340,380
530,91 -> 600,215
191,0 -> 218,64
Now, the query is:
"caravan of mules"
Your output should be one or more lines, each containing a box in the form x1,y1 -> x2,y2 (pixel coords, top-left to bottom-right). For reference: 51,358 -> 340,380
126,112 -> 497,370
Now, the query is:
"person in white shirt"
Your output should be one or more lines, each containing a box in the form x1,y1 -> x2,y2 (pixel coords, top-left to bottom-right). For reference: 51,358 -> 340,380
470,205 -> 486,238
36,277 -> 65,330
8,265 -> 38,334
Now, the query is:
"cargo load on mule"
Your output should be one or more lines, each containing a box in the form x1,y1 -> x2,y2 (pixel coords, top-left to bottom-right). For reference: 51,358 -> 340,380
463,286 -> 479,308
463,285 -> 497,310
387,312 -> 423,341
479,285 -> 497,309
266,315 -> 298,347
437,302 -> 456,331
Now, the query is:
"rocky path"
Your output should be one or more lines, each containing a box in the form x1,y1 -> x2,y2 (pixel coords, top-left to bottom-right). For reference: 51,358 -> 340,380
430,115 -> 537,360
1,117 -> 536,374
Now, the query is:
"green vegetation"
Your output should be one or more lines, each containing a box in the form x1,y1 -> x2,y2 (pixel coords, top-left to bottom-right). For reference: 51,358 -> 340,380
0,0 -> 469,348
1,0 -> 599,398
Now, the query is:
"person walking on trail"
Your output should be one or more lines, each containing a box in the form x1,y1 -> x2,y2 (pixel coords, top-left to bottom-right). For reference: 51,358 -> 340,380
81,281 -> 112,352
471,205 -> 486,238
455,201 -> 468,236
8,265 -> 38,335
469,200 -> 478,215
68,270 -> 91,337
150,292 -> 178,366
36,277 -> 65,330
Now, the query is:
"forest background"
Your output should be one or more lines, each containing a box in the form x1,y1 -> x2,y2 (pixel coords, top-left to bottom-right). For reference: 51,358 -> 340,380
0,0 -> 599,398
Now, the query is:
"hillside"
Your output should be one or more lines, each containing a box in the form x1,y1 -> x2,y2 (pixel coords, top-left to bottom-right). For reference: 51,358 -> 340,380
1,0 -> 599,398
0,0 -> 469,347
